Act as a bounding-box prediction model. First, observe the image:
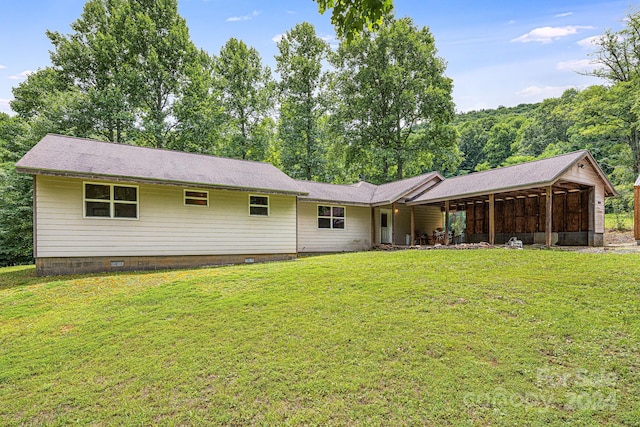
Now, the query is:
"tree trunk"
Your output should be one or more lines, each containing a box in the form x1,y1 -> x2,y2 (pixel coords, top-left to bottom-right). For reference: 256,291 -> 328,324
396,118 -> 403,180
305,105 -> 313,180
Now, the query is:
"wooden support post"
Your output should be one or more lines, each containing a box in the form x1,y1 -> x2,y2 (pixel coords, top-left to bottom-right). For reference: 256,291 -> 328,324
444,200 -> 450,245
391,202 -> 396,245
489,193 -> 495,245
371,207 -> 376,246
410,205 -> 415,246
546,185 -> 553,247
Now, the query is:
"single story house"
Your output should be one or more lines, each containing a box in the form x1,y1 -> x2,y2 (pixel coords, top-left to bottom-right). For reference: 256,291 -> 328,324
16,134 -> 616,275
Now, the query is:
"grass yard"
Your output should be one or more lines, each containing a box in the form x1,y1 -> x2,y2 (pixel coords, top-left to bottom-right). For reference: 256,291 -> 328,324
1,250 -> 639,426
605,212 -> 634,231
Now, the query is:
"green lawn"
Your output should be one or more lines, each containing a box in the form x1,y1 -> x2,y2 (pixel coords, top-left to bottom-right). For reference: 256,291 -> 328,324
1,250 -> 639,426
605,212 -> 634,231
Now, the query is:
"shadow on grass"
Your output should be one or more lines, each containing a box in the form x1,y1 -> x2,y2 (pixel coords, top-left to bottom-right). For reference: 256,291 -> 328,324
0,263 -> 228,291
0,265 -> 51,290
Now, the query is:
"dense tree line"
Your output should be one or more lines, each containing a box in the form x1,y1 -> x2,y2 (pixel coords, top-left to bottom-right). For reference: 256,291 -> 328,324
1,0 -> 638,265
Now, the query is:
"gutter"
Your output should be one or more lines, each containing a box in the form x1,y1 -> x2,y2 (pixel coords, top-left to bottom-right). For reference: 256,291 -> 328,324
15,167 -> 309,197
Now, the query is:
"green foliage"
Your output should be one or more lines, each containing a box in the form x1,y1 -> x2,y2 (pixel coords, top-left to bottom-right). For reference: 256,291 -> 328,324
482,119 -> 519,167
215,38 -> 276,161
586,9 -> 640,174
170,50 -> 224,154
1,250 -> 640,424
331,17 -> 456,182
275,22 -> 330,181
46,0 -> 198,146
315,0 -> 394,42
451,82 -> 635,196
0,115 -> 34,266
605,211 -> 633,231
0,172 -> 33,266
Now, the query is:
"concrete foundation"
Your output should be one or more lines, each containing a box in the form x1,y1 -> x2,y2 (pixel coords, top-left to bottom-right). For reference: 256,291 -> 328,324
35,253 -> 297,276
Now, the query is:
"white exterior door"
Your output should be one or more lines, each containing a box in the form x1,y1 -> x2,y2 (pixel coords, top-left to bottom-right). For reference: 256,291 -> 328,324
380,209 -> 392,244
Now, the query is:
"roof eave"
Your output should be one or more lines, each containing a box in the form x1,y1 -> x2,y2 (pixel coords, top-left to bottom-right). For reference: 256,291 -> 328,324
370,172 -> 444,205
17,167 -> 308,196
407,179 -> 556,206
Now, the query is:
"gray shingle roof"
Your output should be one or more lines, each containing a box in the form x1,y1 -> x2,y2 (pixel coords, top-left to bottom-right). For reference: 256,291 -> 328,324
16,134 -> 306,195
296,172 -> 441,205
371,173 -> 440,204
295,181 -> 377,205
410,150 -> 615,204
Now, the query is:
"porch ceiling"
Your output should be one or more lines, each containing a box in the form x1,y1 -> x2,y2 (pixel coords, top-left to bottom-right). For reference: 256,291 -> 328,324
423,182 -> 592,209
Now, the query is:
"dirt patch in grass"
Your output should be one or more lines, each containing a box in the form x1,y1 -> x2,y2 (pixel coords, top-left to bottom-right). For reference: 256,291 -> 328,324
605,229 -> 635,246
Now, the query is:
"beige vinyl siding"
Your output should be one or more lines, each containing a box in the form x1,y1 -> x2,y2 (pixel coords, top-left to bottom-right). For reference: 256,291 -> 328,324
35,176 -> 297,257
297,201 -> 371,252
372,204 -> 442,245
559,162 -> 605,233
391,204 -> 443,245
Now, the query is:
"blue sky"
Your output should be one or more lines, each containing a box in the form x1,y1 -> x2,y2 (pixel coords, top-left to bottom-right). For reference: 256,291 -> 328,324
0,0 -> 632,115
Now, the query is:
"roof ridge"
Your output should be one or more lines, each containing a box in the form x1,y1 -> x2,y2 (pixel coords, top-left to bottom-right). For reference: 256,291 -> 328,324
295,179 -> 378,188
44,133 -> 276,167
445,150 -> 588,182
375,171 -> 437,187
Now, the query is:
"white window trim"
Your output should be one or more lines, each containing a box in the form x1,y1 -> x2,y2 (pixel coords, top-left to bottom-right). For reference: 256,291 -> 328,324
83,181 -> 139,220
184,189 -> 209,207
249,194 -> 270,217
317,204 -> 346,230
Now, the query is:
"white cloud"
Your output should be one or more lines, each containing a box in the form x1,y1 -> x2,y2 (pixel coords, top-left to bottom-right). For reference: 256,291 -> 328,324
272,33 -> 284,43
577,35 -> 602,48
507,19 -> 516,25
8,69 -> 32,80
517,85 -> 575,99
226,10 -> 259,22
0,64 -> 7,70
287,10 -> 296,14
555,12 -> 573,17
0,98 -> 12,115
557,59 -> 601,72
511,26 -> 594,44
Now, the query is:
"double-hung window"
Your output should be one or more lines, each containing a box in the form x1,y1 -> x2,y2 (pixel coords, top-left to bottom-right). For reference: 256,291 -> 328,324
249,195 -> 269,216
84,182 -> 138,219
318,205 -> 345,229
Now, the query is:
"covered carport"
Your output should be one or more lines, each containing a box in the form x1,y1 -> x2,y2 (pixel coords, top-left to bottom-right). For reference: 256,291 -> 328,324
408,151 -> 616,247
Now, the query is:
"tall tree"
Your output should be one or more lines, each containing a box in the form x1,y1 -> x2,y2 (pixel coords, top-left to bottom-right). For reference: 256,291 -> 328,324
331,17 -> 456,182
46,0 -> 198,146
276,22 -> 330,181
215,38 -> 275,160
588,9 -> 640,174
126,0 -> 198,147
10,68 -> 96,139
170,49 -> 225,154
47,0 -> 137,143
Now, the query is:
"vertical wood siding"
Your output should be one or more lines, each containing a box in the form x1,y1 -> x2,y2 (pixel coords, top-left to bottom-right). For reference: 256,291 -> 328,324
559,162 -> 606,233
297,202 -> 371,252
35,176 -> 297,257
